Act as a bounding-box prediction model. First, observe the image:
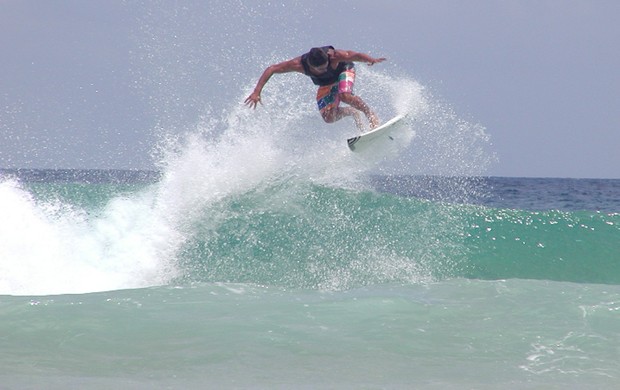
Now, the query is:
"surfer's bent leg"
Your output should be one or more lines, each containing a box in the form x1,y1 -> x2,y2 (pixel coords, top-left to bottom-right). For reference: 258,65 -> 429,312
339,93 -> 379,129
316,68 -> 364,131
316,84 -> 340,122
338,66 -> 379,129
315,67 -> 378,130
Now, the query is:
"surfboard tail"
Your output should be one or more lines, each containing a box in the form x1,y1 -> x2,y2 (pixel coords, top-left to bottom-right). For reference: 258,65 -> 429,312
347,136 -> 361,151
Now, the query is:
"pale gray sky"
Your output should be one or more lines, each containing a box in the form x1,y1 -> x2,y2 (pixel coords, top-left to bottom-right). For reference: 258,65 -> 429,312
1,0 -> 618,178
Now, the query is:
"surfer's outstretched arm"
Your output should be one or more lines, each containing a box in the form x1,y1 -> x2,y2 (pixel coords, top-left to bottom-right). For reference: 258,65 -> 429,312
245,58 -> 304,109
331,50 -> 386,66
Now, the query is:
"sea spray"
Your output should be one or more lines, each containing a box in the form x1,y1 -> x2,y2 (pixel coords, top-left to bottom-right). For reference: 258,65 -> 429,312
147,67 -> 479,290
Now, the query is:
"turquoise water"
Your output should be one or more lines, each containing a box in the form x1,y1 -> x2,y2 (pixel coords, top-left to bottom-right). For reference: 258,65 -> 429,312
2,279 -> 618,389
1,170 -> 619,389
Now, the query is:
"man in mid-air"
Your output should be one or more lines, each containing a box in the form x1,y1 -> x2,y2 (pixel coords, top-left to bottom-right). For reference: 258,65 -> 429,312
245,46 -> 386,130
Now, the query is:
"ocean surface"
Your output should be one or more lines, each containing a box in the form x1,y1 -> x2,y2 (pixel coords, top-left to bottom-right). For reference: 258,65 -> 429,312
1,169 -> 618,389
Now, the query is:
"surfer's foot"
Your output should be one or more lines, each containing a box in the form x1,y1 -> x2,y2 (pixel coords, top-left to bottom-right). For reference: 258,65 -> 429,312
368,113 -> 380,129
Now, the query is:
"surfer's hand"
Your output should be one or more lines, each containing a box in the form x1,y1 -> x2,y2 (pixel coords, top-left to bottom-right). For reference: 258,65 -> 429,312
367,57 -> 386,66
244,92 -> 262,109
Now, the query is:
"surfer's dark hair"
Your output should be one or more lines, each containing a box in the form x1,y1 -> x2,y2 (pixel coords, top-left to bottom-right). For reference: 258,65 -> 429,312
308,47 -> 328,67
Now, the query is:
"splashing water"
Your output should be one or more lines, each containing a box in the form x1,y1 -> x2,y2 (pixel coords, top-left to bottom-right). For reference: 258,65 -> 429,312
0,2 -> 493,296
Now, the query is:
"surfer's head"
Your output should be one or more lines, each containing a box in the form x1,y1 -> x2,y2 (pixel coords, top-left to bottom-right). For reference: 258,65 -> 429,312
308,47 -> 328,67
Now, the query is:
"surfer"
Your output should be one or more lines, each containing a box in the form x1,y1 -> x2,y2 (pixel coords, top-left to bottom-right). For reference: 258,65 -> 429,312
245,46 -> 386,130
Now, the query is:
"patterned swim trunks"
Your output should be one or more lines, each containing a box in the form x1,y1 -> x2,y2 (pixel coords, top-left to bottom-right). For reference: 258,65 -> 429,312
316,66 -> 356,115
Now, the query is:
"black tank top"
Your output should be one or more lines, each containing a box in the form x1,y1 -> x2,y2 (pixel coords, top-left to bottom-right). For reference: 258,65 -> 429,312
301,46 -> 354,86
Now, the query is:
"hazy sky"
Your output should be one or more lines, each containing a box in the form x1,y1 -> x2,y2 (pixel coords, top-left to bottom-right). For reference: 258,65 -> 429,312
1,0 -> 618,178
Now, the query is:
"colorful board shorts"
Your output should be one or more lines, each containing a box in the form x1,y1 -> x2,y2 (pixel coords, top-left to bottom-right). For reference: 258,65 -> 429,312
316,67 -> 356,115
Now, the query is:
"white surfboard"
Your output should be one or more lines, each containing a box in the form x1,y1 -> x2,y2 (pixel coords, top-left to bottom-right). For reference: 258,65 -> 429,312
347,114 -> 407,152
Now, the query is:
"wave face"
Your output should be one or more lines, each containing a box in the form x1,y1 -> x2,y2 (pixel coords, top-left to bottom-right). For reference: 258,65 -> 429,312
2,171 -> 619,296
159,176 -> 620,287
